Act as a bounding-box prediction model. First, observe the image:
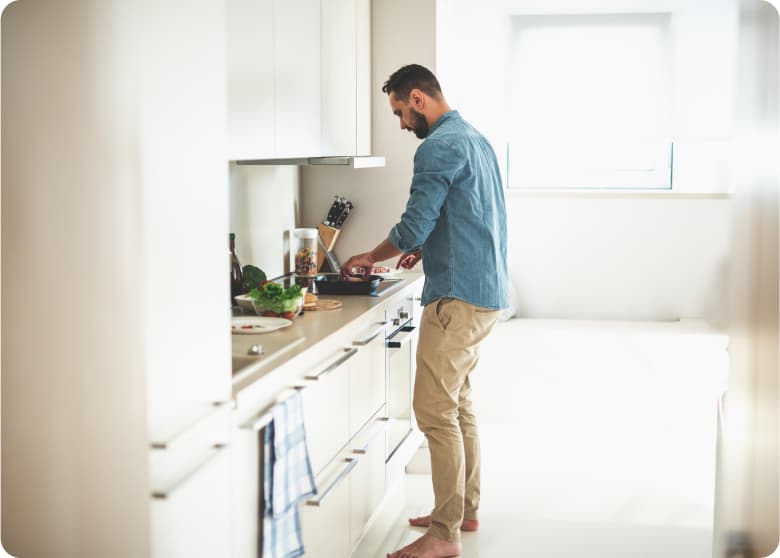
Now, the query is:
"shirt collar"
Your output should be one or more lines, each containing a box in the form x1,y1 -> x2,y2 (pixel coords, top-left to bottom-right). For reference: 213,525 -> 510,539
428,110 -> 459,136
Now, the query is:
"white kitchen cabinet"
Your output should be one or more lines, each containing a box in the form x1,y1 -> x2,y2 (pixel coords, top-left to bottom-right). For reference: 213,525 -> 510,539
2,2 -> 233,557
227,0 -> 371,160
301,348 -> 354,476
227,0 -> 322,160
321,0 -> 371,157
226,0 -> 274,159
300,456 -> 356,558
150,447 -> 233,558
299,410 -> 387,558
149,420 -> 233,558
349,409 -> 388,550
350,316 -> 388,438
229,280 -> 424,558
274,0 -> 322,158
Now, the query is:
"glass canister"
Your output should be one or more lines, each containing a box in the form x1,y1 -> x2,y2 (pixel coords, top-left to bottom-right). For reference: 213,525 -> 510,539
293,228 -> 318,276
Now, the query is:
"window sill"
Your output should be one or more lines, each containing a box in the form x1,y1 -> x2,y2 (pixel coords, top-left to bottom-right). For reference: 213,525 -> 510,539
506,189 -> 732,200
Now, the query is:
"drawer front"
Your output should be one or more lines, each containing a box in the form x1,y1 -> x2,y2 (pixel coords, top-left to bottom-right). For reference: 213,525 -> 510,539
350,322 -> 387,439
349,410 -> 388,549
300,457 -> 355,558
150,444 -> 233,558
301,349 -> 354,476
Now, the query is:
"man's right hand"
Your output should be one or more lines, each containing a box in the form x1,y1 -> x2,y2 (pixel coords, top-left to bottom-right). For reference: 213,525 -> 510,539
396,250 -> 422,270
339,252 -> 376,280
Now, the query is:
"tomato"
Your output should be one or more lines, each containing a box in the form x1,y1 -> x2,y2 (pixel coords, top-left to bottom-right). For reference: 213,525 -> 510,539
281,312 -> 295,320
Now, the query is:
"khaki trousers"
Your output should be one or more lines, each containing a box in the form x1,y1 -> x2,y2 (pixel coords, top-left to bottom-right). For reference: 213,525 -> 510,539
413,297 -> 500,543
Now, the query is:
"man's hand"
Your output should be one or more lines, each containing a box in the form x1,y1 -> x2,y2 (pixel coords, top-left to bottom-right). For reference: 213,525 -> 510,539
396,250 -> 422,270
339,252 -> 376,280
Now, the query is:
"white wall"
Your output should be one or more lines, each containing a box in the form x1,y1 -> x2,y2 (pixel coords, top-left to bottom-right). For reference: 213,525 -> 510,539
506,193 -> 731,321
229,164 -> 300,279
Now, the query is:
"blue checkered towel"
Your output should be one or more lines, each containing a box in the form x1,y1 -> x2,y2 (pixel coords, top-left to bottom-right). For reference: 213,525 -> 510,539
261,391 -> 317,558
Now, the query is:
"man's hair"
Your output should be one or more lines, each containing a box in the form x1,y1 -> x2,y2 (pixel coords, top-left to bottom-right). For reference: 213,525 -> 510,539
382,64 -> 442,100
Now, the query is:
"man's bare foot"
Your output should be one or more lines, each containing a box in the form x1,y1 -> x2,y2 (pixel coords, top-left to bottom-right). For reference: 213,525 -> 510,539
386,533 -> 461,558
408,515 -> 479,532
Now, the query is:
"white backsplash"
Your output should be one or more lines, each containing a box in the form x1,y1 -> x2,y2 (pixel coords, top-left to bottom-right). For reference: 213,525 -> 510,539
229,163 -> 300,279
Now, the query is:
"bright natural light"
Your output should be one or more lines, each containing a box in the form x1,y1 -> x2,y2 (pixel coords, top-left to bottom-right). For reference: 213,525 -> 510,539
509,14 -> 673,189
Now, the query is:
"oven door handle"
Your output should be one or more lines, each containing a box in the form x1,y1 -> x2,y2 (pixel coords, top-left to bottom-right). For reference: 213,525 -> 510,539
386,325 -> 416,349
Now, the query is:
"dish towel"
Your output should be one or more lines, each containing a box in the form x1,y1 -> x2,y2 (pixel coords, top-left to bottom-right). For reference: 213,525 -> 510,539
260,390 -> 317,558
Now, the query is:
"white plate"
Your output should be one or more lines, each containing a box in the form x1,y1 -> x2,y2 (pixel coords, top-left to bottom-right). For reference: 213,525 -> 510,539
231,316 -> 293,334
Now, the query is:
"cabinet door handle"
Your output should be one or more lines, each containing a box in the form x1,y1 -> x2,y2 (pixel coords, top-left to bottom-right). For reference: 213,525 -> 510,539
240,386 -> 307,431
353,417 -> 390,454
304,458 -> 358,507
386,326 -> 416,349
353,322 -> 389,346
149,400 -> 232,450
150,444 -> 227,500
305,348 -> 358,381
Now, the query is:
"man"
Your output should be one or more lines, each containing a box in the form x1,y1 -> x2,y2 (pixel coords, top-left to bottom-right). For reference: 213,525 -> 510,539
340,64 -> 508,558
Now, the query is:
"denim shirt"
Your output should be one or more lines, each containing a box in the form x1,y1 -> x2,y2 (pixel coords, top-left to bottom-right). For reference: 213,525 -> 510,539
388,110 -> 509,310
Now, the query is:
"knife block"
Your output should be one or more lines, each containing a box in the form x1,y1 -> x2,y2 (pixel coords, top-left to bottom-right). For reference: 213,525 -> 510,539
317,223 -> 340,271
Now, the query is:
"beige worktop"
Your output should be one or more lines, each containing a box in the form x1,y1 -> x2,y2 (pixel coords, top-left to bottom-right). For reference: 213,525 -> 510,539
231,272 -> 423,405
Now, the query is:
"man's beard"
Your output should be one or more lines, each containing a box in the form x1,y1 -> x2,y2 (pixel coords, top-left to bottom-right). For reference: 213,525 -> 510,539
409,108 -> 429,139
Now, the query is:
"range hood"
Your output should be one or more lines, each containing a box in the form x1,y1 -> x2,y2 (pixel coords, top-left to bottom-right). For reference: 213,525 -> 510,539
235,156 -> 385,168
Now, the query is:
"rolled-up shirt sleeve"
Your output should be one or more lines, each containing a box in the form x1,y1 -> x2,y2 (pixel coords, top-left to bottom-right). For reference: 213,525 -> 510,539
388,138 -> 462,253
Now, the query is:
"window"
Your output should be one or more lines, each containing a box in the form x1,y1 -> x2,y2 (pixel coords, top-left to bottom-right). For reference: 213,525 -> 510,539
508,14 -> 673,190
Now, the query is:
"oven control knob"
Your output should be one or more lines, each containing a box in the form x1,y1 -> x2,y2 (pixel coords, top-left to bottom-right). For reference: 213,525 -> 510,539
399,311 -> 409,321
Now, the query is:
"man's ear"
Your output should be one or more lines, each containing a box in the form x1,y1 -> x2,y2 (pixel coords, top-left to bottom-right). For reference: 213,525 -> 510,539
409,89 -> 425,109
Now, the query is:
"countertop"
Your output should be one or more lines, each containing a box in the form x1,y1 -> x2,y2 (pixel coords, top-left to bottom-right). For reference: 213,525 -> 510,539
231,272 -> 423,399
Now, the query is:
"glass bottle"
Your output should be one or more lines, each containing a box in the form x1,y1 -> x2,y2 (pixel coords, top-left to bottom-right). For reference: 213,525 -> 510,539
293,228 -> 319,276
229,233 -> 243,304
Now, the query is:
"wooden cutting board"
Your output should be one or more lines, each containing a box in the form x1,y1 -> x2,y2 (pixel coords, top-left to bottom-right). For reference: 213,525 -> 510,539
303,298 -> 343,311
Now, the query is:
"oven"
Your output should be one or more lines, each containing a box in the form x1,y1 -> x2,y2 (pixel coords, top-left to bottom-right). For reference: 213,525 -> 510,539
385,295 -> 417,462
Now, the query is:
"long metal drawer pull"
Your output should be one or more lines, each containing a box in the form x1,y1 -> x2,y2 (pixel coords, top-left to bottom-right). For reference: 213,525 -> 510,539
150,443 -> 227,500
240,386 -> 307,432
305,348 -> 358,381
354,417 -> 390,455
386,326 -> 416,349
149,400 -> 231,450
305,458 -> 358,507
353,322 -> 389,346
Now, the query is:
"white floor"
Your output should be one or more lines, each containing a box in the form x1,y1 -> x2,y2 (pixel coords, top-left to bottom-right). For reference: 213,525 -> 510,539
354,319 -> 726,558
359,431 -> 713,558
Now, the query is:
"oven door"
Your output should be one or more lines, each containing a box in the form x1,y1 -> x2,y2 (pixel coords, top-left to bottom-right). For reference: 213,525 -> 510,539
385,323 -> 416,461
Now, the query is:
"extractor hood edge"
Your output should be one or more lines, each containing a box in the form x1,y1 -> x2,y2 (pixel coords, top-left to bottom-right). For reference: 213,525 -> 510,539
235,155 -> 385,168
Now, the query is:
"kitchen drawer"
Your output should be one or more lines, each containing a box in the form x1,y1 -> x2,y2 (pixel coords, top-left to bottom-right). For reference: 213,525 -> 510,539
349,408 -> 388,550
150,443 -> 233,558
301,348 -> 355,476
300,455 -> 356,558
350,320 -> 388,439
